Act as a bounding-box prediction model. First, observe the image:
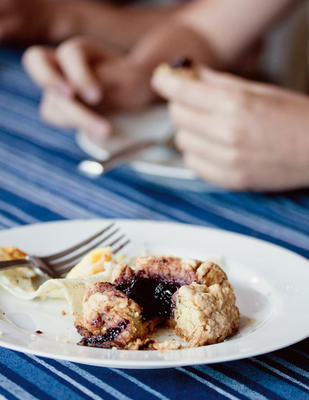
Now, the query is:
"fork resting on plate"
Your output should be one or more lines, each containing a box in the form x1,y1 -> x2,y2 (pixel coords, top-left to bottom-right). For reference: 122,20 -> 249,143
0,223 -> 130,278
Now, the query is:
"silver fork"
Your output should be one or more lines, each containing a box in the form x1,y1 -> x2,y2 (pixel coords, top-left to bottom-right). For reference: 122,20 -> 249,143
0,223 -> 130,278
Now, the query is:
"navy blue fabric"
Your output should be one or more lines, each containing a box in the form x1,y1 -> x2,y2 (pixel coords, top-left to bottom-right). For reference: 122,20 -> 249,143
0,47 -> 308,400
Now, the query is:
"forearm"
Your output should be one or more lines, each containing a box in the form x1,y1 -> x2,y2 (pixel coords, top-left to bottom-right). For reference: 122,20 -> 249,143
177,0 -> 294,66
128,22 -> 219,76
47,0 -> 184,51
127,0 -> 294,75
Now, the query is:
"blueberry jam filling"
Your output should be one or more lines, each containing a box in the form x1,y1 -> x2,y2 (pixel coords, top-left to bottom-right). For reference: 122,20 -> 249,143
78,319 -> 129,347
116,277 -> 180,318
171,57 -> 193,69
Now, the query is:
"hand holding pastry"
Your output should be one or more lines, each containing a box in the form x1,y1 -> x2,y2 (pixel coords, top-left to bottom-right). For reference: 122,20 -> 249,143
152,64 -> 309,191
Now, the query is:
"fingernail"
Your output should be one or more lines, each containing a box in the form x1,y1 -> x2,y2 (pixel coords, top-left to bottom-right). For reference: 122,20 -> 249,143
82,86 -> 102,104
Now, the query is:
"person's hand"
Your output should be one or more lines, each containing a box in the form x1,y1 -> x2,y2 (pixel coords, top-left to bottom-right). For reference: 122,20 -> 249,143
152,67 -> 309,191
23,37 -> 155,144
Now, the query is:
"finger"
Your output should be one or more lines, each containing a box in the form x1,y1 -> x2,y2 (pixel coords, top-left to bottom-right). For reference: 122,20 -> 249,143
40,90 -> 111,144
152,68 -> 239,113
183,152 -> 245,190
22,46 -> 73,96
198,65 -> 271,98
56,38 -> 105,104
197,66 -> 250,90
169,102 -> 237,145
176,129 -> 244,168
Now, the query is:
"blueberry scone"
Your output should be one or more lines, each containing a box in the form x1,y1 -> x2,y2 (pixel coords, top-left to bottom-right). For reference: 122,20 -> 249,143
75,256 -> 240,349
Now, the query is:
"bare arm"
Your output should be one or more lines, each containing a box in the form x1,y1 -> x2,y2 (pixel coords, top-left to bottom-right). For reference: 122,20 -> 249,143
63,1 -> 184,51
0,0 -> 183,50
129,0 -> 294,71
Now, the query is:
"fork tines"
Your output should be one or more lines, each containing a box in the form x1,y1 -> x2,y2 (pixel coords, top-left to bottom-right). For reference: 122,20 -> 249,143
44,223 -> 130,275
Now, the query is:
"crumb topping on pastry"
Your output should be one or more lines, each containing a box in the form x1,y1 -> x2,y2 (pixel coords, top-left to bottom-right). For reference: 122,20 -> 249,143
75,256 -> 240,350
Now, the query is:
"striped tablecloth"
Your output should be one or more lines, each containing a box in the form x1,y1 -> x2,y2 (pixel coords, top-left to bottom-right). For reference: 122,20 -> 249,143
0,47 -> 308,400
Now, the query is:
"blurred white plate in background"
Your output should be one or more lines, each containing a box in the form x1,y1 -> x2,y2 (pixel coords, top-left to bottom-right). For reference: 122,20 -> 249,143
76,105 -> 197,181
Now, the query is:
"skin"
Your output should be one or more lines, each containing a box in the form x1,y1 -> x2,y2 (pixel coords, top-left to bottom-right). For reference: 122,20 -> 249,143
152,67 -> 309,191
23,0 -> 293,135
22,0 -> 309,190
0,0 -> 182,49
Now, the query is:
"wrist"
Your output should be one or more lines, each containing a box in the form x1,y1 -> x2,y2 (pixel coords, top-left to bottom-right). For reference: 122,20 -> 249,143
128,21 -> 219,76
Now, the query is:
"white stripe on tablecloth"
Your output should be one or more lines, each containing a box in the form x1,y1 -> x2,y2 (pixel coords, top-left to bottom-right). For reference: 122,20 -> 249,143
184,193 -> 309,250
27,355 -> 106,400
0,200 -> 38,224
193,365 -> 268,400
176,367 -> 240,400
251,358 -> 309,391
58,361 -> 133,400
267,355 -> 309,380
0,214 -> 19,229
0,372 -> 38,400
110,369 -> 171,400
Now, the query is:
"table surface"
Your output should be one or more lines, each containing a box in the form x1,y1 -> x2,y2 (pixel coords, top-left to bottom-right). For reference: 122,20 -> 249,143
0,47 -> 308,400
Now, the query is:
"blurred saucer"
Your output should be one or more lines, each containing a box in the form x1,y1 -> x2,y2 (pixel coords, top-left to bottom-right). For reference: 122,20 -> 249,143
76,105 -> 220,192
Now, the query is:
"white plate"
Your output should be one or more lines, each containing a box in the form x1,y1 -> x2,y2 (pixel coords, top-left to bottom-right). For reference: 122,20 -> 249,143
76,105 -> 197,181
0,219 -> 308,369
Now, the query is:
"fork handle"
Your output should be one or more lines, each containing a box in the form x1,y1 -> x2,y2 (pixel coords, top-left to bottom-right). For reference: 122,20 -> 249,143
97,139 -> 158,172
0,259 -> 30,269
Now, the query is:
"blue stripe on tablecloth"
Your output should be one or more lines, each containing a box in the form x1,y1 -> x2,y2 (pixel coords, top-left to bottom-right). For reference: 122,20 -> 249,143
0,389 -> 18,400
249,358 -> 309,393
0,363 -> 43,400
198,364 -> 283,400
267,355 -> 309,383
0,352 -> 90,400
234,359 -> 309,400
0,47 -> 308,400
51,359 -> 168,400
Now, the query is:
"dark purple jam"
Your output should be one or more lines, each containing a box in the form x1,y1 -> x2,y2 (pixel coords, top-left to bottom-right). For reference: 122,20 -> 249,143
78,319 -> 129,347
171,57 -> 193,69
35,330 -> 43,334
116,277 -> 180,318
